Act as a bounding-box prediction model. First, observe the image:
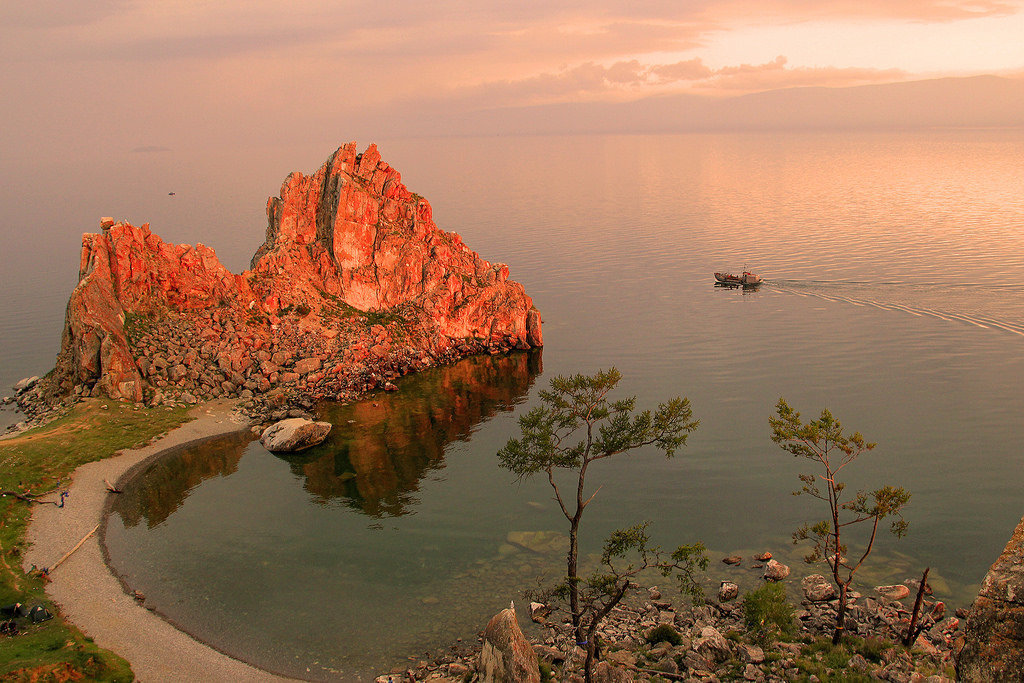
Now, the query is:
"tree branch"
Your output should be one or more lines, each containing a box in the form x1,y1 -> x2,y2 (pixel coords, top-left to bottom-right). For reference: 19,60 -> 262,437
548,468 -> 572,522
1,489 -> 67,507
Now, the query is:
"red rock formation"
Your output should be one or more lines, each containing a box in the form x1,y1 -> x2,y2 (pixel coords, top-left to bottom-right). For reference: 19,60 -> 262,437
49,144 -> 541,403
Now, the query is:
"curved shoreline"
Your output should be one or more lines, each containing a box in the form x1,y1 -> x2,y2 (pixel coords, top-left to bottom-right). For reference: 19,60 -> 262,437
23,400 -> 295,682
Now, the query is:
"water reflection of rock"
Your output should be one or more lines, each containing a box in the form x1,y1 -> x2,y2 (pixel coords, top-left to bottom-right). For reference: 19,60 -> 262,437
281,351 -> 542,517
113,431 -> 253,528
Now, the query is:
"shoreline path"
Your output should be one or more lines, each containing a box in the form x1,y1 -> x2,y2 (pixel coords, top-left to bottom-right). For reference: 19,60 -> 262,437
23,400 -> 294,682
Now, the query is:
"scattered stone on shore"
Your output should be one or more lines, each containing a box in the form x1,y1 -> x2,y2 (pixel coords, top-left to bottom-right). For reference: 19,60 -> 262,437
717,581 -> 739,602
802,574 -> 837,602
13,376 -> 38,394
528,602 -> 550,624
722,555 -> 742,565
875,584 -> 911,602
753,551 -> 773,561
387,572 -> 963,683
259,417 -> 332,452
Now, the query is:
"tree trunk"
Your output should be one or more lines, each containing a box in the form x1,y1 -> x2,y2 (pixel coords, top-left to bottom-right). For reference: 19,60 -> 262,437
568,517 -> 583,647
584,630 -> 598,683
904,567 -> 930,646
833,582 -> 848,645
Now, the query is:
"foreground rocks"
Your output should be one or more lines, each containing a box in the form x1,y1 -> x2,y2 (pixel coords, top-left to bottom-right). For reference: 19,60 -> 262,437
380,559 -> 963,682
259,418 -> 332,452
958,514 -> 1024,681
20,142 -> 541,422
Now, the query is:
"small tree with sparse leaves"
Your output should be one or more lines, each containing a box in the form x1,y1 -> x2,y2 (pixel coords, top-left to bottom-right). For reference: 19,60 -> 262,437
770,398 -> 910,644
498,368 -> 706,682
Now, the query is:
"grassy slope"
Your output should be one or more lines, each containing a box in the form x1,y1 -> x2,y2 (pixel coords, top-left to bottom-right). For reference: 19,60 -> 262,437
0,399 -> 192,681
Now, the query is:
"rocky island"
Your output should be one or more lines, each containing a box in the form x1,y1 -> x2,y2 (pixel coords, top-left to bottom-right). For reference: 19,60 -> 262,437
20,142 -> 541,419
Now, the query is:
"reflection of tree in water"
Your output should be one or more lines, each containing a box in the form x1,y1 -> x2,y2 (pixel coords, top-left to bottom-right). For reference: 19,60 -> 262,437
112,431 -> 253,528
281,350 -> 542,517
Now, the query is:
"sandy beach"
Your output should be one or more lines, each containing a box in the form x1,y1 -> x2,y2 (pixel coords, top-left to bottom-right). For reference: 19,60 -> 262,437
23,400 -> 293,682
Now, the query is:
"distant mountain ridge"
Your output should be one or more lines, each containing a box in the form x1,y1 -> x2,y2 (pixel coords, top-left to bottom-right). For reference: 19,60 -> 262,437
415,75 -> 1024,136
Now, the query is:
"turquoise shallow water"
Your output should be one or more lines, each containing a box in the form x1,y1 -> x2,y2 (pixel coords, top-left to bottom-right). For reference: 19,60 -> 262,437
3,131 -> 1024,679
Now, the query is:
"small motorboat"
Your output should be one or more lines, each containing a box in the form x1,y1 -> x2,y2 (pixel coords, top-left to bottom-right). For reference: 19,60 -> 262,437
714,271 -> 762,287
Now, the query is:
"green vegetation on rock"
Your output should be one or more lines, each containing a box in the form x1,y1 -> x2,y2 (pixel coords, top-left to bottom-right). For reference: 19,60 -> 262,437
742,581 -> 797,648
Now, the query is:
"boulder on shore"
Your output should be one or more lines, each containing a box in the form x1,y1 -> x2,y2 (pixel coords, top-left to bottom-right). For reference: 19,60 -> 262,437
479,606 -> 540,683
802,574 -> 836,602
260,418 -> 332,452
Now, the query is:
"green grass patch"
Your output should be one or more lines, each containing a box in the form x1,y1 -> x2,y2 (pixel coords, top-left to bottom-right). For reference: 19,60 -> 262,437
123,312 -> 154,346
742,581 -> 797,648
788,637 -> 885,683
0,399 -> 192,679
645,623 -> 682,647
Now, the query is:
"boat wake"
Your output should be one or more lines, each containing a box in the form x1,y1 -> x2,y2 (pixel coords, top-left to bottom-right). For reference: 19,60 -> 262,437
764,279 -> 1024,337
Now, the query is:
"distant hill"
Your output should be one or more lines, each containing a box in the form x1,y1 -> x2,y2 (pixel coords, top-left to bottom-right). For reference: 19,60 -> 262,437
406,75 -> 1024,136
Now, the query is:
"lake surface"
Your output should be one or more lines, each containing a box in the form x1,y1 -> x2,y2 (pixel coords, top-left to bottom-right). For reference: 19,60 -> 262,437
5,131 -> 1024,679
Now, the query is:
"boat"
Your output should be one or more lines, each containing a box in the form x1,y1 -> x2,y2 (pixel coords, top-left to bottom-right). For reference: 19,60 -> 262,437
714,271 -> 762,287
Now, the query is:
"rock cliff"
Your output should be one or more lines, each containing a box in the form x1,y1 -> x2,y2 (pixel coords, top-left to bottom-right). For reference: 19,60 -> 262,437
957,514 -> 1024,681
45,143 -> 541,406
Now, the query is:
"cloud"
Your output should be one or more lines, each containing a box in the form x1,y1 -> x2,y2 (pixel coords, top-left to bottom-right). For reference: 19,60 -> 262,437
6,0 -> 1018,64
0,0 -> 1019,155
650,59 -> 715,81
447,54 -> 905,106
744,0 -> 1022,21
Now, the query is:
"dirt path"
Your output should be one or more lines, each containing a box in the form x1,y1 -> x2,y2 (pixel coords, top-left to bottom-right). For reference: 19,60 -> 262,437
23,400 -> 294,682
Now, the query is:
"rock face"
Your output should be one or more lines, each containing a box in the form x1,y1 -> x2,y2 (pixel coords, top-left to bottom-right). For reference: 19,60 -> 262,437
479,607 -> 541,683
259,418 -> 332,452
958,514 -> 1024,682
45,143 -> 542,404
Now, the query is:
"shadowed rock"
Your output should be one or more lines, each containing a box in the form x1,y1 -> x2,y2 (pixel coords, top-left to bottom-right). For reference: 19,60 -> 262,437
958,514 -> 1024,682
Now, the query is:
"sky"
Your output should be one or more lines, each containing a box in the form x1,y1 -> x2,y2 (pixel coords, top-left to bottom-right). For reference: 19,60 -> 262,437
2,0 -> 1024,155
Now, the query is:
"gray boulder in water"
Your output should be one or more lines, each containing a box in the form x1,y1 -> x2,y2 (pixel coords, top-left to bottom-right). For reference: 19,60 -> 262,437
260,417 -> 332,452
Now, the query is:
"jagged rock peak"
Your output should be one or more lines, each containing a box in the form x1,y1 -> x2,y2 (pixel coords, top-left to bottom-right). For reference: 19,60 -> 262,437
46,143 -> 542,404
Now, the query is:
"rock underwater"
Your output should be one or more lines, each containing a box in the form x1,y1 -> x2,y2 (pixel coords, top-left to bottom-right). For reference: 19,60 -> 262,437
44,143 -> 542,405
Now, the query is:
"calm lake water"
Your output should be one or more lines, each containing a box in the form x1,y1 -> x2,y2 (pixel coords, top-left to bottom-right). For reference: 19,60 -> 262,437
5,131 -> 1024,679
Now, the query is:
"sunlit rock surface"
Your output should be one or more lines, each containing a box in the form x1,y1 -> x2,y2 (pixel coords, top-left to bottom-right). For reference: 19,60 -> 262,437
48,143 -> 542,403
